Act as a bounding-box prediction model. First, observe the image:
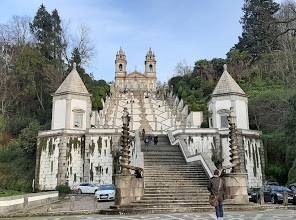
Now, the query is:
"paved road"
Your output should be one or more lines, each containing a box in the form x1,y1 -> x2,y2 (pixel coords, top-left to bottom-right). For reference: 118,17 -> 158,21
6,209 -> 296,220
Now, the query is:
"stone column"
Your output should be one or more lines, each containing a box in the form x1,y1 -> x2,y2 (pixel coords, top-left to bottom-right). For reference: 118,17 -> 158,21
57,136 -> 68,186
114,175 -> 144,206
224,173 -> 249,204
83,135 -> 91,182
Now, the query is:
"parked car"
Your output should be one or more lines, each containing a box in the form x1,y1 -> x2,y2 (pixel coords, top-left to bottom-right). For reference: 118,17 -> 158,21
95,184 -> 115,201
250,185 -> 296,204
289,183 -> 296,192
77,183 -> 99,194
248,188 -> 260,203
265,181 -> 279,186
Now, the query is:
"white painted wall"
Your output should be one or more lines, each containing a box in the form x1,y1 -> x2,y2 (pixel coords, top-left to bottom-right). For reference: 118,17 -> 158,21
243,137 -> 263,188
187,112 -> 203,128
89,136 -> 113,185
235,100 -> 249,129
209,96 -> 249,130
38,137 -> 59,190
70,99 -> 88,130
52,99 -> 66,129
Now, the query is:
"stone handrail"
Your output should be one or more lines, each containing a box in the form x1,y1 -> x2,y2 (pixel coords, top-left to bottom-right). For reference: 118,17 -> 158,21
168,130 -> 215,178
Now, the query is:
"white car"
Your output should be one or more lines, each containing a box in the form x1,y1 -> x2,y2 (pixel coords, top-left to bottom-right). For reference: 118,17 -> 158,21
95,184 -> 115,201
78,183 -> 99,194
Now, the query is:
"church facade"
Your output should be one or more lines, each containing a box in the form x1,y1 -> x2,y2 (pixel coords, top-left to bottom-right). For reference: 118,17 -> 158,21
114,48 -> 156,91
35,49 -> 264,191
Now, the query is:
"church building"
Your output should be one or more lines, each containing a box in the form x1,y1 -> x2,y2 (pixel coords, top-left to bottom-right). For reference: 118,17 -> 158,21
35,48 -> 264,192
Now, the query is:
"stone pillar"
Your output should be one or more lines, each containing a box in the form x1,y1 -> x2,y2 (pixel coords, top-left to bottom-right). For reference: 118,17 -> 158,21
84,135 -> 91,182
224,173 -> 249,204
34,137 -> 42,190
57,136 -> 68,186
114,174 -> 144,206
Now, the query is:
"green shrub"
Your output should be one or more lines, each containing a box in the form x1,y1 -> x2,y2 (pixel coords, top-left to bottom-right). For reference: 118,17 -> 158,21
56,185 -> 71,195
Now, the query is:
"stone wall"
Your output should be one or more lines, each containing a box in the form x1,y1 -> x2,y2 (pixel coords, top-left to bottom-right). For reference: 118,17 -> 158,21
37,129 -> 120,190
0,191 -> 58,214
170,128 -> 263,189
88,135 -> 113,185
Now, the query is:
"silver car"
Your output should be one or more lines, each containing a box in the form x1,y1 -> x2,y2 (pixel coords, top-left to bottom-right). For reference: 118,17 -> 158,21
78,183 -> 99,194
95,184 -> 115,201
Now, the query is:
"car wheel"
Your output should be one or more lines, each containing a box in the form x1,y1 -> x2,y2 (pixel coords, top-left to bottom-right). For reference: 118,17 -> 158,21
271,196 -> 277,204
78,189 -> 82,194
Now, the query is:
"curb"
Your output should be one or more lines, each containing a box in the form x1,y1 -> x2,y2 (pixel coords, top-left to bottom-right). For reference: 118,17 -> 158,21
0,204 -> 295,218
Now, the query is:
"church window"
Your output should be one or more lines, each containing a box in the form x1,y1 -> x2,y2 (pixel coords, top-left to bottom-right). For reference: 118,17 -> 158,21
209,118 -> 213,128
73,112 -> 83,128
149,64 -> 153,72
220,115 -> 228,128
106,167 -> 108,174
119,64 -> 123,71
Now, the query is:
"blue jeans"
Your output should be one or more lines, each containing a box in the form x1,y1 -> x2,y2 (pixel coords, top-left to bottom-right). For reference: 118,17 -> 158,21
215,201 -> 223,218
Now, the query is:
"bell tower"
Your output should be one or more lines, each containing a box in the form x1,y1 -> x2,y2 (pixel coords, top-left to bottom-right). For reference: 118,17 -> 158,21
144,48 -> 156,78
115,47 -> 127,89
115,47 -> 127,77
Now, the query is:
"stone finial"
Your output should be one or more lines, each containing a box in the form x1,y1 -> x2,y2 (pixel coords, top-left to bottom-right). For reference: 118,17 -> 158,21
73,62 -> 77,70
223,64 -> 227,72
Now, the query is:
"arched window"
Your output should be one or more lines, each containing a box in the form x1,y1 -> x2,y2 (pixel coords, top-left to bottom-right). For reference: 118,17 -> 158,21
149,64 -> 153,72
119,64 -> 123,71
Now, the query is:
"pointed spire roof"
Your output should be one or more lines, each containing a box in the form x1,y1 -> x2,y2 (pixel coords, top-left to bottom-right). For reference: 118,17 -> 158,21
212,64 -> 246,97
54,63 -> 90,96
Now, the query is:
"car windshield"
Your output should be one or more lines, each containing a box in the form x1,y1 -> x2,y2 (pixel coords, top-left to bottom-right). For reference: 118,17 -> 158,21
280,186 -> 291,191
271,186 -> 291,192
99,185 -> 114,190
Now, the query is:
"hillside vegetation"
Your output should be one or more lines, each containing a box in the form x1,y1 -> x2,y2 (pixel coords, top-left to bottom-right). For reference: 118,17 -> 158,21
169,0 -> 296,184
0,5 -> 109,192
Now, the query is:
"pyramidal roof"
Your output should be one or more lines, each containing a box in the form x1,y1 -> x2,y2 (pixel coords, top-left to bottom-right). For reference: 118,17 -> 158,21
212,64 -> 246,97
55,63 -> 90,96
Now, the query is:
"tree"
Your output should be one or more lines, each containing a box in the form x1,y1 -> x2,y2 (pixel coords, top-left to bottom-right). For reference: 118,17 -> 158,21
51,9 -> 66,66
236,0 -> 280,60
174,60 -> 193,76
30,4 -> 53,60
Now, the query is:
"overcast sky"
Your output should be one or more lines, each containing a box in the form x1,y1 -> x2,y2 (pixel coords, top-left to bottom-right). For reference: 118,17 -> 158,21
0,0 -> 283,82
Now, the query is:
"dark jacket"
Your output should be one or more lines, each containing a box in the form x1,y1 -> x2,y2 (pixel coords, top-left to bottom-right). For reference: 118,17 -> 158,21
208,176 -> 225,202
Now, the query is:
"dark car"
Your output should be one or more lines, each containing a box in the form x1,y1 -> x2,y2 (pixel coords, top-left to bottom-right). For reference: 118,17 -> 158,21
248,188 -> 260,203
251,185 -> 296,204
288,183 -> 296,192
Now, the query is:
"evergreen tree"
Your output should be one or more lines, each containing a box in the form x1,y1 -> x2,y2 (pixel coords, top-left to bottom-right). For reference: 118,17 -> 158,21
51,9 -> 65,64
30,4 -> 53,60
236,0 -> 280,60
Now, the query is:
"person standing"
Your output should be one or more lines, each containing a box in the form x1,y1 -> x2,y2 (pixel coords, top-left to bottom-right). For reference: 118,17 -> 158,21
141,128 -> 145,140
153,135 -> 158,145
144,136 -> 149,147
208,169 -> 225,220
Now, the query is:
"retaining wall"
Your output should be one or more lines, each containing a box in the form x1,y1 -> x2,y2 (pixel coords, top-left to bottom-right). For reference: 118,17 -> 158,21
0,191 -> 58,214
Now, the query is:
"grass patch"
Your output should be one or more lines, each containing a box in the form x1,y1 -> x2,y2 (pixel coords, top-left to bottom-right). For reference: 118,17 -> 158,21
0,190 -> 24,197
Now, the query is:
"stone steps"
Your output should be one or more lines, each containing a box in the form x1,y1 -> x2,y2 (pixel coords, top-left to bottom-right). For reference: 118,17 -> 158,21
142,194 -> 209,199
110,135 -> 211,214
145,177 -> 208,180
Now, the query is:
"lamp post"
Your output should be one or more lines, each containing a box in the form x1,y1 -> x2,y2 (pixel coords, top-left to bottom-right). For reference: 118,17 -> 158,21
120,107 -> 131,175
227,107 -> 241,173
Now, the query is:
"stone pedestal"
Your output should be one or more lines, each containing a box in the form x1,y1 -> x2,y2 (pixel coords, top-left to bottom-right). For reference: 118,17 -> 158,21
223,173 -> 249,204
114,174 -> 144,206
